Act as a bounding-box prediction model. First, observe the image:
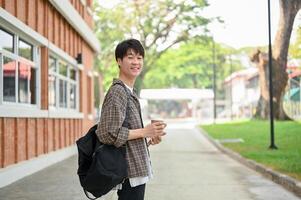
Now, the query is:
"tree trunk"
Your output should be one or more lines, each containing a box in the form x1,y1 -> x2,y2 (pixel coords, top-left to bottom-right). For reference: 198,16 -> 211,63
251,0 -> 301,120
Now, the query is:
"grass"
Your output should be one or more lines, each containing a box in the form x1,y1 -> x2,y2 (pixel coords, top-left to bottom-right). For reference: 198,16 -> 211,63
201,120 -> 301,181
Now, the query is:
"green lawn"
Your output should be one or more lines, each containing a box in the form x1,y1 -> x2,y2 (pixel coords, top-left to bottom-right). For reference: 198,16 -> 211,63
201,120 -> 301,181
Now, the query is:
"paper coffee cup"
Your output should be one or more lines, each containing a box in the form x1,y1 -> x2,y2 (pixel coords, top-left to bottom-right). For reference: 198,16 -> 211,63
151,119 -> 167,128
151,119 -> 163,123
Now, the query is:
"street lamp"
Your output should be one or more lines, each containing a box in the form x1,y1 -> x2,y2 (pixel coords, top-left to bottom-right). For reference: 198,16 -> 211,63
212,36 -> 217,123
267,0 -> 277,149
227,54 -> 233,120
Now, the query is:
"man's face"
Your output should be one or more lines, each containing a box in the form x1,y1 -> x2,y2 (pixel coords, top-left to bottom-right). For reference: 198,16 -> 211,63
117,49 -> 143,79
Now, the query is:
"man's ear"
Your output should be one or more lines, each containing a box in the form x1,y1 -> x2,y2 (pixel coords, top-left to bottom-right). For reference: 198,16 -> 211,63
117,58 -> 122,66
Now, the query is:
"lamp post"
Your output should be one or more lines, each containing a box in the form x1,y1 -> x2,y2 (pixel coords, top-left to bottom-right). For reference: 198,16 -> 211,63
212,37 -> 217,123
229,54 -> 233,120
267,0 -> 277,149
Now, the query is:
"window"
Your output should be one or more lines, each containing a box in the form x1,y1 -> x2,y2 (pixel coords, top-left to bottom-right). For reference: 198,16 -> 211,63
59,61 -> 68,108
0,28 -> 14,53
3,57 -> 16,102
69,68 -> 77,109
48,57 -> 56,107
0,27 -> 37,105
19,39 -> 33,61
49,56 -> 78,110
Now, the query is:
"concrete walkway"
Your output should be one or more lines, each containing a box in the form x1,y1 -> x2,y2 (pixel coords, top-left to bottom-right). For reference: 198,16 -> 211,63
0,120 -> 300,200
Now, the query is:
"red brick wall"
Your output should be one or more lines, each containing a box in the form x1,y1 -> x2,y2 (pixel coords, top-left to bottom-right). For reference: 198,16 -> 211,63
36,119 -> 45,155
0,118 -> 83,168
16,0 -> 26,23
48,5 -> 54,43
16,119 -> 26,163
53,12 -> 60,47
36,0 -> 45,35
28,0 -> 36,28
27,119 -> 36,159
1,0 -> 94,61
46,119 -> 54,152
41,47 -> 49,110
3,119 -> 16,166
2,0 -> 16,16
0,0 -> 96,168
69,0 -> 93,28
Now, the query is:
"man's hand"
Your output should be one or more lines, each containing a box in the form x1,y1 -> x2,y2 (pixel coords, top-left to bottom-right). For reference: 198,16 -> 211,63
128,122 -> 167,141
147,134 -> 166,146
143,122 -> 166,138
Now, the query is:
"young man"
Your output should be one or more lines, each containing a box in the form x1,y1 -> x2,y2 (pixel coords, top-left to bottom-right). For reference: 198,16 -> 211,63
96,39 -> 167,200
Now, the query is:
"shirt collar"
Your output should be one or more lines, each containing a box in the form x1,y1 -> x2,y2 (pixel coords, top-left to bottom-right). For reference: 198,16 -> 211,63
113,78 -> 138,96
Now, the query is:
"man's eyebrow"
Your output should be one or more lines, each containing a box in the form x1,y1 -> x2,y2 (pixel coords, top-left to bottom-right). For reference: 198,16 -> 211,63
126,52 -> 142,57
126,52 -> 135,56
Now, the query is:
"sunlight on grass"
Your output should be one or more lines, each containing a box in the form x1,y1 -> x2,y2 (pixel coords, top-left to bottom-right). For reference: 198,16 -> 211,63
201,120 -> 301,180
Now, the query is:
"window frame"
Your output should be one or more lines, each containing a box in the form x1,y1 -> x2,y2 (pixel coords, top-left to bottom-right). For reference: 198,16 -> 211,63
0,27 -> 14,53
18,38 -> 34,61
0,26 -> 40,107
0,14 -> 83,119
48,54 -> 79,111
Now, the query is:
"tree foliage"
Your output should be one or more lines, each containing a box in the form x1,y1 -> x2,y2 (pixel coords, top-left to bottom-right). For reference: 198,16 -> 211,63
93,0 -> 215,93
144,39 -> 242,99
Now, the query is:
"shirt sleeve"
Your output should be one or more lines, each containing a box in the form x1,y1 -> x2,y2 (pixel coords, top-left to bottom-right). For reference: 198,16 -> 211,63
96,85 -> 129,147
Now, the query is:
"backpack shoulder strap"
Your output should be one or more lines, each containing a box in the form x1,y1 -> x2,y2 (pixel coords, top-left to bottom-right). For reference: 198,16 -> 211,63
113,82 -> 131,128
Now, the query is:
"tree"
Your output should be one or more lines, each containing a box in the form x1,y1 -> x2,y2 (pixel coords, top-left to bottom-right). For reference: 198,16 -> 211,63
93,0 -> 214,95
144,39 -> 242,94
93,5 -> 131,103
250,0 -> 301,120
144,40 -> 214,89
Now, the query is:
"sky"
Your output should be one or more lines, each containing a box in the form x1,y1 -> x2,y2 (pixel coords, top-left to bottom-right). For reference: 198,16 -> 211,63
100,0 -> 301,49
204,0 -> 279,48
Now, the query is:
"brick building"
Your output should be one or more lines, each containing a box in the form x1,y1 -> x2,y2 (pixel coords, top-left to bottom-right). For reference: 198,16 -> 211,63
0,0 -> 99,174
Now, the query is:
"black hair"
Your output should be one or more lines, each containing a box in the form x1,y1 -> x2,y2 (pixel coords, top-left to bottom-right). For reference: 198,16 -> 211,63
115,39 -> 145,61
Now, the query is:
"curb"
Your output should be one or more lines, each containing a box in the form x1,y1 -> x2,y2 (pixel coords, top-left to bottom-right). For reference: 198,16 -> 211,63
0,146 -> 77,188
200,129 -> 301,198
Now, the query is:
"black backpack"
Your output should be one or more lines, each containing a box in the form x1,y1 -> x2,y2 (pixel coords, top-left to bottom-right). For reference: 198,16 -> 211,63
76,125 -> 127,199
76,83 -> 130,199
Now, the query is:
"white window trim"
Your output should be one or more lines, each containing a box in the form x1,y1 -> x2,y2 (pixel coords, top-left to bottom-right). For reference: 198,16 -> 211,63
0,8 -> 86,119
48,43 -> 79,69
87,7 -> 93,16
87,70 -> 93,77
79,0 -> 86,6
0,104 -> 48,118
0,8 -> 85,70
0,28 -> 40,107
93,70 -> 99,76
0,13 -> 43,47
1,6 -> 99,53
0,105 -> 83,118
49,54 -> 80,111
76,69 -> 80,111
0,49 -> 36,66
48,107 -> 84,119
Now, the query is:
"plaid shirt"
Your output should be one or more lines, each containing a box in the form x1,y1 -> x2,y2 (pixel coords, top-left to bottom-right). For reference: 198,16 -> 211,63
96,79 -> 150,178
